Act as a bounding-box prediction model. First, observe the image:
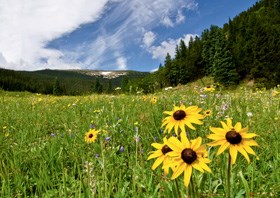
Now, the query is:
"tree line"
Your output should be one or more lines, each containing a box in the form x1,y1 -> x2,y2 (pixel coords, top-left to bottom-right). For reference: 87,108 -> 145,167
137,0 -> 280,92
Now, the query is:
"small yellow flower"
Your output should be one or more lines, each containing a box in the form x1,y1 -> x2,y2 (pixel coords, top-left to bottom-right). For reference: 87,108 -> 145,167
207,118 -> 259,164
142,95 -> 147,101
204,85 -> 215,92
85,129 -> 99,143
204,110 -> 212,117
150,96 -> 157,104
272,90 -> 279,97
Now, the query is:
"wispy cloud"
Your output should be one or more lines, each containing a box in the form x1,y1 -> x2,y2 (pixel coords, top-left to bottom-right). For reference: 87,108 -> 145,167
0,0 -> 198,71
66,0 -> 198,70
142,31 -> 156,48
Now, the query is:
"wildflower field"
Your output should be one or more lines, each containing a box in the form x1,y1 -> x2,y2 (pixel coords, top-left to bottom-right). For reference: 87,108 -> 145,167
0,80 -> 279,197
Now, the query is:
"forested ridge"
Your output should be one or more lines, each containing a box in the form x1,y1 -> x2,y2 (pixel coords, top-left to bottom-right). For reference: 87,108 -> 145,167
146,0 -> 280,90
1,0 -> 279,95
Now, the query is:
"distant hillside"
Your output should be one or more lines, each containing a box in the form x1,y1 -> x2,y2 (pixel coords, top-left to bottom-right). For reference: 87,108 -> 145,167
0,68 -> 149,95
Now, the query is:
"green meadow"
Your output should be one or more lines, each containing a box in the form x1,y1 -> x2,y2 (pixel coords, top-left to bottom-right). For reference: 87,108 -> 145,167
0,79 -> 279,197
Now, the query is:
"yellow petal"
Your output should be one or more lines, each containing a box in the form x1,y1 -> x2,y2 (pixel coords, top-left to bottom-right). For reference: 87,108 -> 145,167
192,161 -> 204,173
244,139 -> 259,146
221,121 -> 230,131
209,126 -> 225,134
239,126 -> 248,133
152,156 -> 165,170
180,132 -> 190,148
179,122 -> 186,133
236,146 -> 250,163
196,144 -> 207,156
198,160 -> 211,173
229,146 -> 238,164
151,143 -> 163,150
242,144 -> 256,155
191,137 -> 202,150
174,123 -> 179,135
207,139 -> 227,147
226,118 -> 233,128
186,122 -> 196,130
163,111 -> 173,115
234,122 -> 242,131
217,142 -> 230,155
241,133 -> 258,139
207,133 -> 225,140
147,150 -> 162,160
171,162 -> 185,180
183,165 -> 192,187
167,137 -> 184,151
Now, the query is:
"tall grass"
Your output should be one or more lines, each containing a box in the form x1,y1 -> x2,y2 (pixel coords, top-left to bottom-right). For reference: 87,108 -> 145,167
0,82 -> 279,197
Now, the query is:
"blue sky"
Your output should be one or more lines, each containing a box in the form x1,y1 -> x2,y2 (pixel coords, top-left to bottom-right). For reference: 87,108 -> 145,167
0,0 -> 259,71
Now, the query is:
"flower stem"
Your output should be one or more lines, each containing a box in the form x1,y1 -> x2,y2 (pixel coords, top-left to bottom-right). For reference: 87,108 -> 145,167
175,179 -> 181,198
227,153 -> 231,198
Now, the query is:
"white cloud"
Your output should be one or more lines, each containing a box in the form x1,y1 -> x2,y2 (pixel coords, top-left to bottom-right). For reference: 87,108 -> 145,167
0,0 -> 198,71
149,34 -> 198,60
142,31 -> 156,48
116,56 -> 127,70
176,11 -> 185,24
0,0 -> 108,70
162,16 -> 174,27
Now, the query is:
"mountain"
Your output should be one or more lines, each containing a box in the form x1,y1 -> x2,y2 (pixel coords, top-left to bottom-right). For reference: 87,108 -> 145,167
0,68 -> 149,95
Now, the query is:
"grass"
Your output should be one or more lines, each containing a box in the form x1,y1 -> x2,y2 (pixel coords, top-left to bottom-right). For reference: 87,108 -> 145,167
0,79 -> 279,197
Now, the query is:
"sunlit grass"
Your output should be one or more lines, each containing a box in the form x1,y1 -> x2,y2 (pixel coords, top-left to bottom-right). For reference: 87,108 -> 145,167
0,81 -> 279,197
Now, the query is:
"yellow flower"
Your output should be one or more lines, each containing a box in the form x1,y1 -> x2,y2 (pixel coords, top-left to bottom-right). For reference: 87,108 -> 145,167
272,90 -> 279,97
161,105 -> 204,135
204,85 -> 215,92
165,133 -> 211,187
207,118 -> 258,164
147,137 -> 175,175
204,110 -> 212,117
150,96 -> 157,104
85,129 -> 99,143
142,95 -> 147,101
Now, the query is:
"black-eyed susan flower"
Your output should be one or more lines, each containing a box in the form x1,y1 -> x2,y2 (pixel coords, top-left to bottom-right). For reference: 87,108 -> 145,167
161,105 -> 204,135
204,85 -> 215,92
85,129 -> 99,143
148,137 -> 174,175
204,110 -> 212,117
165,133 -> 211,187
207,118 -> 258,164
150,96 -> 157,104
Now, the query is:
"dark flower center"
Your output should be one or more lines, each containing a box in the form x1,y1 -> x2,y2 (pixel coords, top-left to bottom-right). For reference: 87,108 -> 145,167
161,145 -> 172,155
207,86 -> 211,88
173,110 -> 186,120
89,134 -> 93,138
181,148 -> 197,164
226,129 -> 242,144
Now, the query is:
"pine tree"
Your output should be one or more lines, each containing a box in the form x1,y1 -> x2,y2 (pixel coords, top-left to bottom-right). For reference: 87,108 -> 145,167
53,77 -> 63,95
